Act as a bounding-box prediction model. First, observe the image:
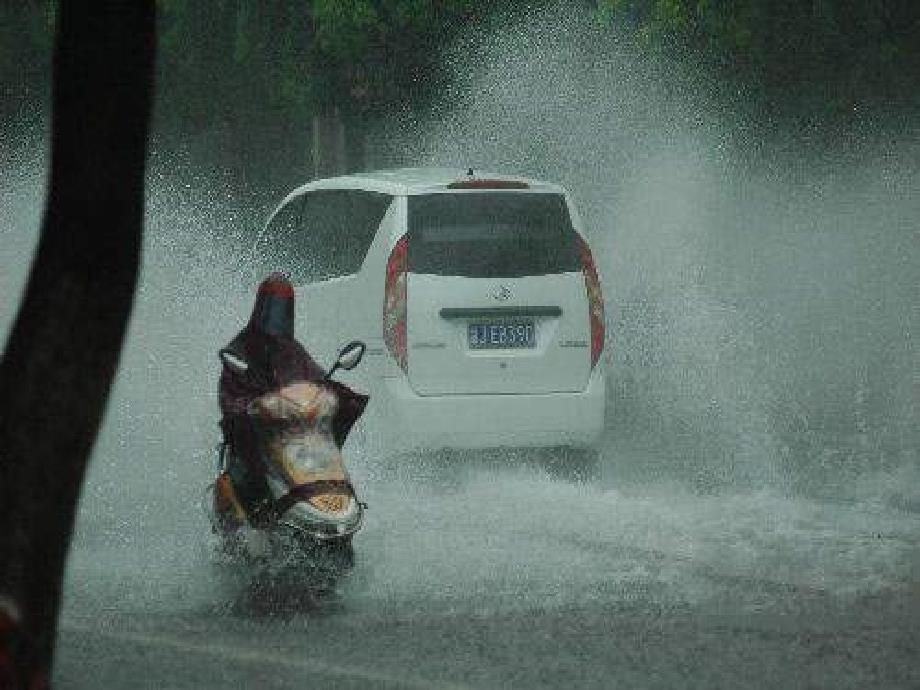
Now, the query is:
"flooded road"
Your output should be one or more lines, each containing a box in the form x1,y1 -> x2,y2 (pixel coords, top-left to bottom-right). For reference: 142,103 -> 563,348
55,441 -> 920,689
2,147 -> 916,687
4,13 -> 919,686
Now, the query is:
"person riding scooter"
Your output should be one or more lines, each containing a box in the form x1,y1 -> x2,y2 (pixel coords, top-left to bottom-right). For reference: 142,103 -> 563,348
217,273 -> 366,523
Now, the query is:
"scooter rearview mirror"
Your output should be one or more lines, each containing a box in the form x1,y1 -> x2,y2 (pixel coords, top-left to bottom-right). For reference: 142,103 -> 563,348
336,341 -> 366,371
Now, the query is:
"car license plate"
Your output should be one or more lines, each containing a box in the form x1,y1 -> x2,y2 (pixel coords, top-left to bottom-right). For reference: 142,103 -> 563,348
468,321 -> 536,349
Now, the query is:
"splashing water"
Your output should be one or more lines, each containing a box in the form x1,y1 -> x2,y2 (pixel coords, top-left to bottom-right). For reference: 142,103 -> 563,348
1,6 -> 917,628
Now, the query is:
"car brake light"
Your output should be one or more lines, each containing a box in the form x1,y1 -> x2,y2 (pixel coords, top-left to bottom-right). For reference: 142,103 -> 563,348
446,179 -> 529,189
383,234 -> 409,373
576,234 -> 605,368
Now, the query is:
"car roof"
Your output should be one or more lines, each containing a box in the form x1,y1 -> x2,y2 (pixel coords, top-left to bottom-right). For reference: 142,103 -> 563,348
281,167 -> 568,198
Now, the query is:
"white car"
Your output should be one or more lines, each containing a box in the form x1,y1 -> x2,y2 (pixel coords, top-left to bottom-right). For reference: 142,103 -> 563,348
255,168 -> 606,453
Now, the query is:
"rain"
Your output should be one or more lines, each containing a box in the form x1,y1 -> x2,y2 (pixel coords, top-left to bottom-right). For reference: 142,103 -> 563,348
1,3 -> 918,688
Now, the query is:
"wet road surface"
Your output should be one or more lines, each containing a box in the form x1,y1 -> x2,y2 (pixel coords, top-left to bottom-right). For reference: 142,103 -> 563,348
56,443 -> 920,689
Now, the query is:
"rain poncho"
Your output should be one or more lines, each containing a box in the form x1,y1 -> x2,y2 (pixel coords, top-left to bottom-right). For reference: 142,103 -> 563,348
218,274 -> 367,508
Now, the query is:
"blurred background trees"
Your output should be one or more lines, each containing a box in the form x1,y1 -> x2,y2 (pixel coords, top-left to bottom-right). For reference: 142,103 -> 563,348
597,0 -> 920,121
3,0 -> 917,181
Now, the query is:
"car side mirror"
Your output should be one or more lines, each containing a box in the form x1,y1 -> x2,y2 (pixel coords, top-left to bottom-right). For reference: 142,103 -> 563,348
219,349 -> 249,375
326,341 -> 366,379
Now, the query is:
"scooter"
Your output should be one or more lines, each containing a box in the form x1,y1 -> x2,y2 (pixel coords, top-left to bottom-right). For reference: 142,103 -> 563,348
208,341 -> 368,566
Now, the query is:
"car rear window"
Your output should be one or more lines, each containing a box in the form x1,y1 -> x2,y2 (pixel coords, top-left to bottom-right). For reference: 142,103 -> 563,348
407,192 -> 580,277
258,189 -> 392,283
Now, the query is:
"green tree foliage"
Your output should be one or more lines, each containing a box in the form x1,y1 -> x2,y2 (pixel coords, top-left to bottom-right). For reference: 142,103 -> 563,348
309,0 -> 495,113
5,1 -> 917,155
149,0 -> 501,128
597,0 -> 920,114
155,0 -> 317,126
0,0 -> 56,125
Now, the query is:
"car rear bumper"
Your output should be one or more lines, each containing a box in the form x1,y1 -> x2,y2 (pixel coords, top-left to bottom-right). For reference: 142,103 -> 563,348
372,368 -> 606,450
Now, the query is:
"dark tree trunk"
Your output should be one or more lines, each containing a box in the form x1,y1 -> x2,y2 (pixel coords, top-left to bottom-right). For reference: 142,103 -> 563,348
312,108 -> 348,178
0,3 -> 155,687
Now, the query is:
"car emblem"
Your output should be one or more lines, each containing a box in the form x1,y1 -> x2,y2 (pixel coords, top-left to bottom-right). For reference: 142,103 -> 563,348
492,285 -> 513,301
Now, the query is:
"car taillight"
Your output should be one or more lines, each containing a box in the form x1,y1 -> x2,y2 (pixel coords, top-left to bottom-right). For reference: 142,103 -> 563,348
576,234 -> 605,368
383,234 -> 409,373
